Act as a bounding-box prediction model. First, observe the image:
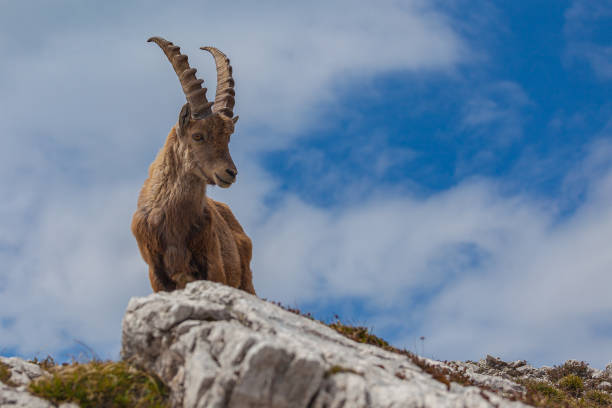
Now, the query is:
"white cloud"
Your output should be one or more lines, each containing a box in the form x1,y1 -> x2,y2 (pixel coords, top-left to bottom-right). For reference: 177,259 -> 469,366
417,171 -> 612,366
0,0 -> 467,358
0,0 -> 467,160
250,180 -> 547,305
5,139 -> 612,367
2,0 -> 611,371
564,0 -> 612,80
244,140 -> 612,368
460,81 -> 531,143
572,44 -> 612,79
0,184 -> 148,358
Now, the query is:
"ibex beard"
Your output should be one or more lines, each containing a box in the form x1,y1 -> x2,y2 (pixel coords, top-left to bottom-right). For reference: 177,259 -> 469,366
131,37 -> 256,295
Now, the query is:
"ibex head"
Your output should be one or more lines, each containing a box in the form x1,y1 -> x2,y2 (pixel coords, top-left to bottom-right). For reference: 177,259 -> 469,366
149,37 -> 240,188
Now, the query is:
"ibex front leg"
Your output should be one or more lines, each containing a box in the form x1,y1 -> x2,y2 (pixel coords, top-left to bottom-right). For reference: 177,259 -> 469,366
163,245 -> 200,289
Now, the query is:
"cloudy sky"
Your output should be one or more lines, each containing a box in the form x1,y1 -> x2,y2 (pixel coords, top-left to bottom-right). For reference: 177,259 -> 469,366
1,1 -> 611,368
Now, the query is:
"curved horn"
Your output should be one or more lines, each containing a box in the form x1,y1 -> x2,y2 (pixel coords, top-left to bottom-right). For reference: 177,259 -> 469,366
200,46 -> 236,118
148,37 -> 213,119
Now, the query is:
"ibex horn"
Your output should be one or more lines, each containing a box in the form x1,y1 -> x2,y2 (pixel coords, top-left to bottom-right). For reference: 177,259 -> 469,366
148,37 -> 214,119
200,46 -> 236,119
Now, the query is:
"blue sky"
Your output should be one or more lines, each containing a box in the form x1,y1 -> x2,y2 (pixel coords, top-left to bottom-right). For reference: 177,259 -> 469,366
1,0 -> 612,368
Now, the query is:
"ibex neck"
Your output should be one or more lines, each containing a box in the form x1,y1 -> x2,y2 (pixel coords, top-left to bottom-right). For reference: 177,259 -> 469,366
148,127 -> 207,212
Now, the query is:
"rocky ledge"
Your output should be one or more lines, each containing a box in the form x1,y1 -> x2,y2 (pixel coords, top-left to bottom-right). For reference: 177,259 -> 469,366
455,355 -> 612,391
0,357 -> 77,408
121,281 -> 528,408
3,281 -> 611,407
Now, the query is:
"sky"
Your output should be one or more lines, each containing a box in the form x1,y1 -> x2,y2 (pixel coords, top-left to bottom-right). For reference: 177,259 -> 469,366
1,0 -> 611,368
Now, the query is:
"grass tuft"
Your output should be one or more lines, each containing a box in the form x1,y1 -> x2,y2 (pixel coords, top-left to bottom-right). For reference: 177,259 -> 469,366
29,356 -> 57,371
28,360 -> 169,408
519,377 -> 612,408
520,379 -> 565,405
558,374 -> 585,398
0,361 -> 17,387
327,321 -> 391,348
548,361 -> 591,382
585,390 -> 612,406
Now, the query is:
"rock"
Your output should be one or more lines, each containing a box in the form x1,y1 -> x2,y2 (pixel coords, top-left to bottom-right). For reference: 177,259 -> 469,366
486,355 -> 507,368
591,368 -> 606,381
121,281 -> 529,408
509,360 -> 527,368
454,356 -> 546,384
0,357 -> 48,387
456,357 -> 612,384
0,357 -> 78,408
0,382 -> 55,408
514,365 -> 529,373
0,378 -> 77,408
448,360 -> 526,395
598,381 -> 612,390
606,362 -> 612,378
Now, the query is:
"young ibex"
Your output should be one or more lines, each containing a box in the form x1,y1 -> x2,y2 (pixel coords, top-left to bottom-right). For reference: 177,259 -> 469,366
131,37 -> 256,295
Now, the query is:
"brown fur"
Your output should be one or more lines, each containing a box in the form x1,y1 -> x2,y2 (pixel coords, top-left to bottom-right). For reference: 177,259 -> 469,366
131,107 -> 256,295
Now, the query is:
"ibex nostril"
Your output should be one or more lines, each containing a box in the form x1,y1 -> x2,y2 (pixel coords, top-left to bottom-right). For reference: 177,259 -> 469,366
226,169 -> 237,178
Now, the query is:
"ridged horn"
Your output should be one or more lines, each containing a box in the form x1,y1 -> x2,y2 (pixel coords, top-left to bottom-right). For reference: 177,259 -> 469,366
148,37 -> 213,119
200,46 -> 236,118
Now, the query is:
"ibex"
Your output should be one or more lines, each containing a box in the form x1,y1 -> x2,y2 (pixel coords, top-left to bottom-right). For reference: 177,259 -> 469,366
131,37 -> 256,295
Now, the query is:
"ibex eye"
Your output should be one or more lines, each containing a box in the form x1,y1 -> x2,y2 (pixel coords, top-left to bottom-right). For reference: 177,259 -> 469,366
192,133 -> 204,142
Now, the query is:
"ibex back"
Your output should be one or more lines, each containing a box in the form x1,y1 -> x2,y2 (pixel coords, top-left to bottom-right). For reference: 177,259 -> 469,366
131,37 -> 256,295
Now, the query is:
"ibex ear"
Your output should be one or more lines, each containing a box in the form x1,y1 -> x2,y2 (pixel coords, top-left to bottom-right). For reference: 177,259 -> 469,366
232,115 -> 239,125
179,103 -> 191,133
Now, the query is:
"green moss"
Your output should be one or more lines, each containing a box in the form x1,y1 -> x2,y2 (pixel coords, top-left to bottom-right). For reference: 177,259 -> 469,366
0,361 -> 17,387
324,365 -> 361,378
28,361 -> 169,408
559,375 -> 585,398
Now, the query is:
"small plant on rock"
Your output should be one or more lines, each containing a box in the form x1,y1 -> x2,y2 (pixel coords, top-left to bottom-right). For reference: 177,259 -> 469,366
548,360 -> 590,382
28,361 -> 169,408
527,380 -> 565,401
0,361 -> 17,387
585,389 -> 612,406
29,356 -> 57,370
558,374 -> 584,398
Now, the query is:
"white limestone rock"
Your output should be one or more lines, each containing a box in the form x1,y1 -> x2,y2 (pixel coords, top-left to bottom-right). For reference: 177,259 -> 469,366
447,360 -> 525,395
0,382 -> 55,408
0,357 -> 48,387
121,281 -> 529,408
0,359 -> 76,408
598,381 -> 612,390
606,362 -> 612,378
